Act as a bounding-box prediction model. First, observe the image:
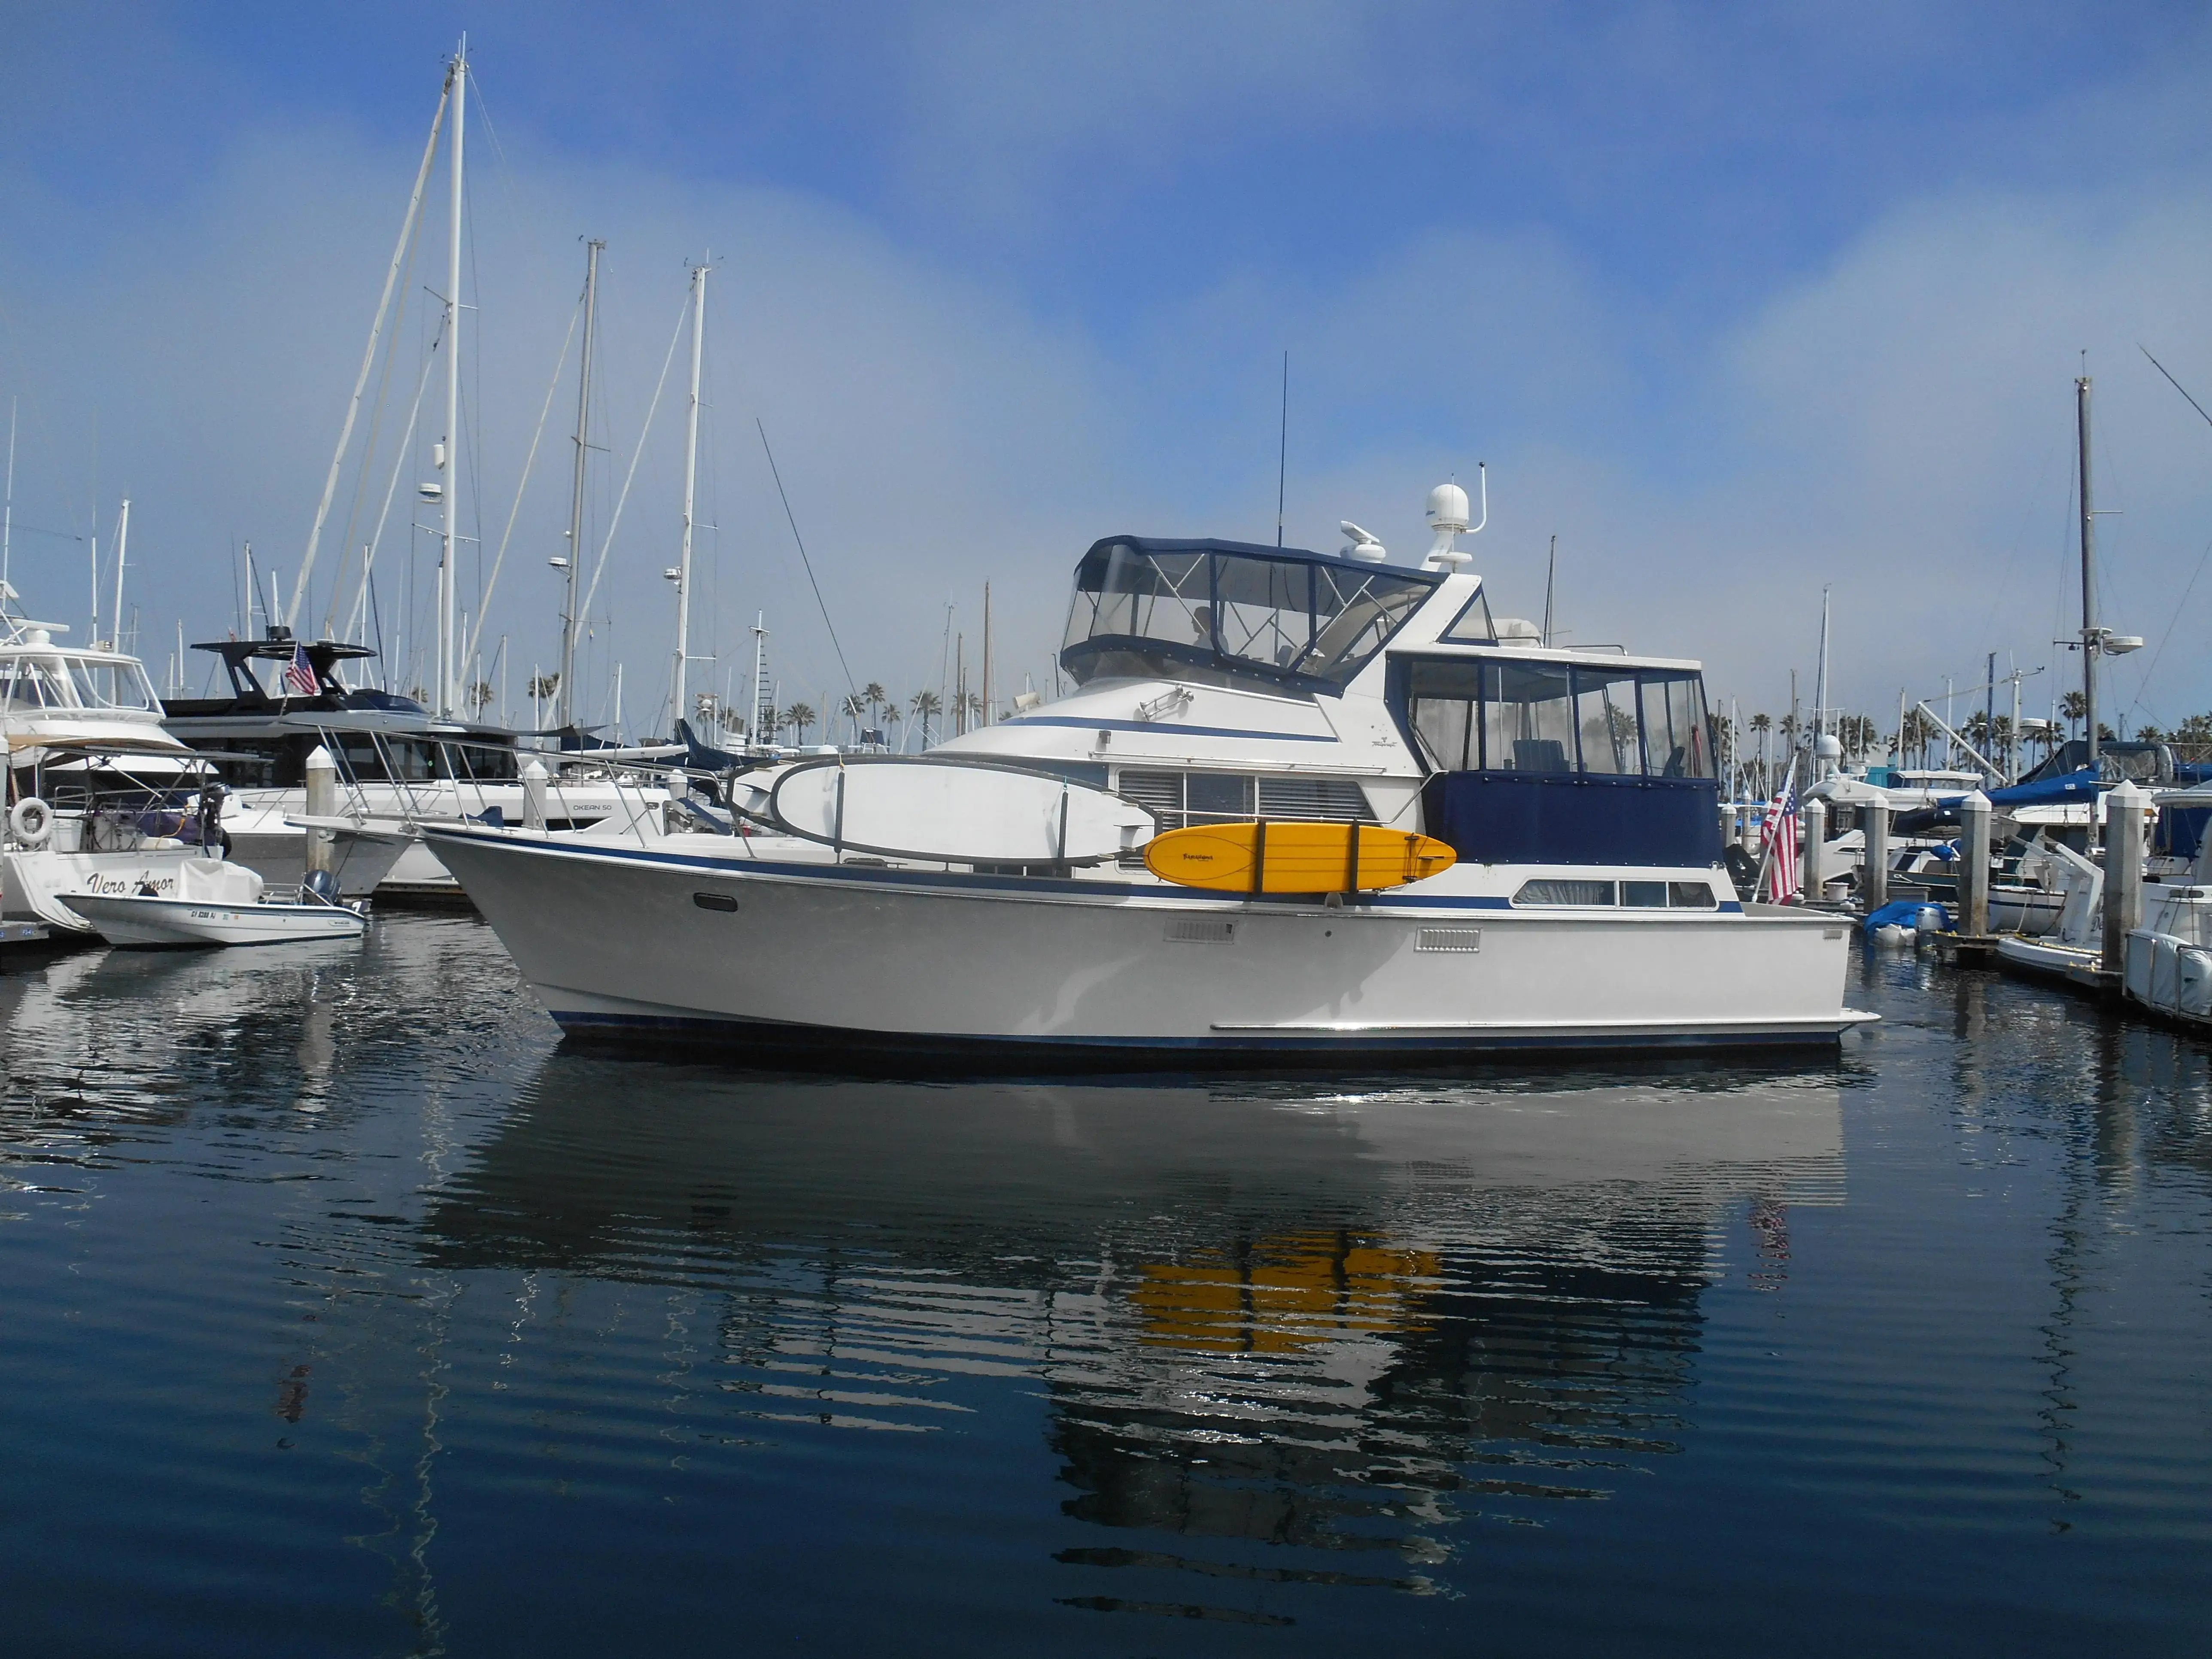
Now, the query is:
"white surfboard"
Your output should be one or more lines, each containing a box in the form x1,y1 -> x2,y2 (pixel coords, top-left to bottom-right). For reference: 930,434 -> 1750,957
766,759 -> 1154,864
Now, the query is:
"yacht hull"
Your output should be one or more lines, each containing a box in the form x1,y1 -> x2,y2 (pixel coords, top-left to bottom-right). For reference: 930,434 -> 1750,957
59,891 -> 368,948
1,845 -> 204,933
428,826 -> 1869,1068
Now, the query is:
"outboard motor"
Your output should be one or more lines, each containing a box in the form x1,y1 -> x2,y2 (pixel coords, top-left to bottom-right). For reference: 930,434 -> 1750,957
302,868 -> 342,907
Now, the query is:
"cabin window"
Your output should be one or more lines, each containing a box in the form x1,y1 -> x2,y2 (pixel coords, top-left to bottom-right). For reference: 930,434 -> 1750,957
1404,659 -> 1714,781
1480,662 -> 1577,774
1573,669 -> 1643,775
1514,879 -> 1616,906
1639,673 -> 1712,778
1115,769 -> 1374,831
1185,773 -> 1256,820
1514,878 -> 1723,908
67,659 -> 160,712
1438,588 -> 1498,645
0,657 -> 67,709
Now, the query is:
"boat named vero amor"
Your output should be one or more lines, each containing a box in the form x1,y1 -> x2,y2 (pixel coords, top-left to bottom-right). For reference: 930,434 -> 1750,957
427,486 -> 1874,1066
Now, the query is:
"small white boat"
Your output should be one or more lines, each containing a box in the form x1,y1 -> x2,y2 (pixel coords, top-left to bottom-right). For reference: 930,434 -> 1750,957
61,858 -> 368,948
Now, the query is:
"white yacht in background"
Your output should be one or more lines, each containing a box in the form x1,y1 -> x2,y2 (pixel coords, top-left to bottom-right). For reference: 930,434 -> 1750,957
426,486 -> 1872,1066
162,632 -> 662,902
0,590 -> 225,932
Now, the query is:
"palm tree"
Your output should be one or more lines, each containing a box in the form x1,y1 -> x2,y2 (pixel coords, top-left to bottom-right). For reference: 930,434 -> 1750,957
1747,711 -> 1772,793
862,681 -> 887,735
841,692 -> 869,744
910,687 -> 942,748
785,702 -> 817,745
2060,689 -> 2087,739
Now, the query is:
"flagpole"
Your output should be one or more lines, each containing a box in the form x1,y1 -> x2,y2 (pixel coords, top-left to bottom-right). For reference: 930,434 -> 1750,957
1753,754 -> 1799,903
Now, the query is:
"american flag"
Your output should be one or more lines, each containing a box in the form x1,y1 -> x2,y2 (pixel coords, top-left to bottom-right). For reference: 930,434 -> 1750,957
280,644 -> 318,697
1761,771 -> 1801,903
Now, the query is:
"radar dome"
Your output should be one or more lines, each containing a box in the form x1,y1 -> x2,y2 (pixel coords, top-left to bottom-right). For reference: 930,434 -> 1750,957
1426,483 -> 1470,532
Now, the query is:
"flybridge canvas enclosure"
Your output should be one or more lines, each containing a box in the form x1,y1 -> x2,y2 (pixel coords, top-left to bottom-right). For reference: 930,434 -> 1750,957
1395,656 -> 1722,868
0,653 -> 161,714
1402,659 -> 1714,780
1060,538 -> 1437,695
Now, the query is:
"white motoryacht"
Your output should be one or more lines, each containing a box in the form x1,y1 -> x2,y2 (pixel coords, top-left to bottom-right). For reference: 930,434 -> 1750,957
0,587 -> 256,931
424,488 -> 1872,1066
163,633 -> 664,902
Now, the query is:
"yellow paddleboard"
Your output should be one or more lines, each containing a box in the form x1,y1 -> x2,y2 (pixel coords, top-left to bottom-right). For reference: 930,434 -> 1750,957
1144,820 -> 1456,894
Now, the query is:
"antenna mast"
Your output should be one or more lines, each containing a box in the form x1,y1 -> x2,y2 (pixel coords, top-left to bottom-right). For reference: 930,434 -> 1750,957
110,498 -> 130,649
558,239 -> 604,729
1275,349 -> 1288,547
437,35 -> 466,717
1541,534 -> 1557,647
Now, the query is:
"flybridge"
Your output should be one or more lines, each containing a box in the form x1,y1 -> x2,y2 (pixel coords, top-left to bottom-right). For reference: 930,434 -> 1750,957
1059,537 -> 1440,696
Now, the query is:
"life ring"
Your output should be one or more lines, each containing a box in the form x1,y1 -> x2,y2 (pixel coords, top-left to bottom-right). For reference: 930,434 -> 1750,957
9,796 -> 54,847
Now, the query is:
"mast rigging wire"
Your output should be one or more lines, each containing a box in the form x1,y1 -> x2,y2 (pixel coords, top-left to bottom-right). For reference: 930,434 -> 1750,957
289,79 -> 450,631
577,291 -> 691,624
465,294 -> 580,669
757,418 -> 856,702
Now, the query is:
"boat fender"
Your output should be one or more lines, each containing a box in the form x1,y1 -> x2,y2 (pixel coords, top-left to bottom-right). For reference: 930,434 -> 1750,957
9,796 -> 53,848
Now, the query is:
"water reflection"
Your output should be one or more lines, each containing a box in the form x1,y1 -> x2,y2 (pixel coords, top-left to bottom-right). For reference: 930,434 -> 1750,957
422,1062 -> 1843,1604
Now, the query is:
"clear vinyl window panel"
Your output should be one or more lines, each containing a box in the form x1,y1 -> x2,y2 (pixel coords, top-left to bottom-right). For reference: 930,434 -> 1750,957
1406,659 -> 1714,781
1063,541 -> 1434,692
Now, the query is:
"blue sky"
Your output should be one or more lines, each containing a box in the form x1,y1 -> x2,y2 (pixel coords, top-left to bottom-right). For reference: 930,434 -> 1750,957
4,3 -> 2211,736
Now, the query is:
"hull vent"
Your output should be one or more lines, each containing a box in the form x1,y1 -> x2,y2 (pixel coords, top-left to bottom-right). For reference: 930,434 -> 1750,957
1164,917 -> 1236,945
1416,927 -> 1482,952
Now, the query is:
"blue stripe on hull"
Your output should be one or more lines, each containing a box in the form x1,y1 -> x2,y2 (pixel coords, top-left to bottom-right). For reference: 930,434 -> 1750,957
546,1008 -> 1845,1074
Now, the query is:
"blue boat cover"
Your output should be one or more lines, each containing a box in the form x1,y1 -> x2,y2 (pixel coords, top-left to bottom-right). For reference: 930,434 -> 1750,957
1863,899 -> 1952,935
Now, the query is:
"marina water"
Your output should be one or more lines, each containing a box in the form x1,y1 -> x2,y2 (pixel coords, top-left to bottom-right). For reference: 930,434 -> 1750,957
3,918 -> 2208,1654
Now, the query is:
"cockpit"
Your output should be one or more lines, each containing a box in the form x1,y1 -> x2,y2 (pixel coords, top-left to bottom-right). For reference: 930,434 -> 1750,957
0,652 -> 161,714
1060,538 -> 1439,695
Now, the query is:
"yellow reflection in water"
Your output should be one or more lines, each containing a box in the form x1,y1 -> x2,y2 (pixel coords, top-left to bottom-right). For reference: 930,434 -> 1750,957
1128,1233 -> 1440,1355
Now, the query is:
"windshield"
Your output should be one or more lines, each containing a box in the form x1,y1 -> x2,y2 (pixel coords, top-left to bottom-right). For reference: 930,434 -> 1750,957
0,655 -> 69,710
0,653 -> 158,713
67,657 -> 161,712
1061,539 -> 1437,693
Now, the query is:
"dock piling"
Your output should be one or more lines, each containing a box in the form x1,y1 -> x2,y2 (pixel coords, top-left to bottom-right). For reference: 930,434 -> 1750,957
2105,780 -> 2147,973
1802,797 -> 1827,900
304,746 -> 339,878
1863,793 -> 1889,913
1960,790 -> 1991,938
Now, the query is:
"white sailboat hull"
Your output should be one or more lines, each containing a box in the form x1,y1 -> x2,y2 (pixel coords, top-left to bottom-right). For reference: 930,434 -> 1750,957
59,891 -> 368,948
427,825 -> 1869,1066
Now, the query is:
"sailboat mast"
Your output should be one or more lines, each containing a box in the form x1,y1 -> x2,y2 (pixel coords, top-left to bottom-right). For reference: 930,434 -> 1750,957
2,397 -> 15,596
438,36 -> 466,719
2077,374 -> 2098,769
750,613 -> 767,748
558,238 -> 604,729
672,262 -> 707,735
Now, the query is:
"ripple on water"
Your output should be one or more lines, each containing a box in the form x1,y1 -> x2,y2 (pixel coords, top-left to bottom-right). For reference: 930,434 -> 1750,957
1,918 -> 2210,1652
